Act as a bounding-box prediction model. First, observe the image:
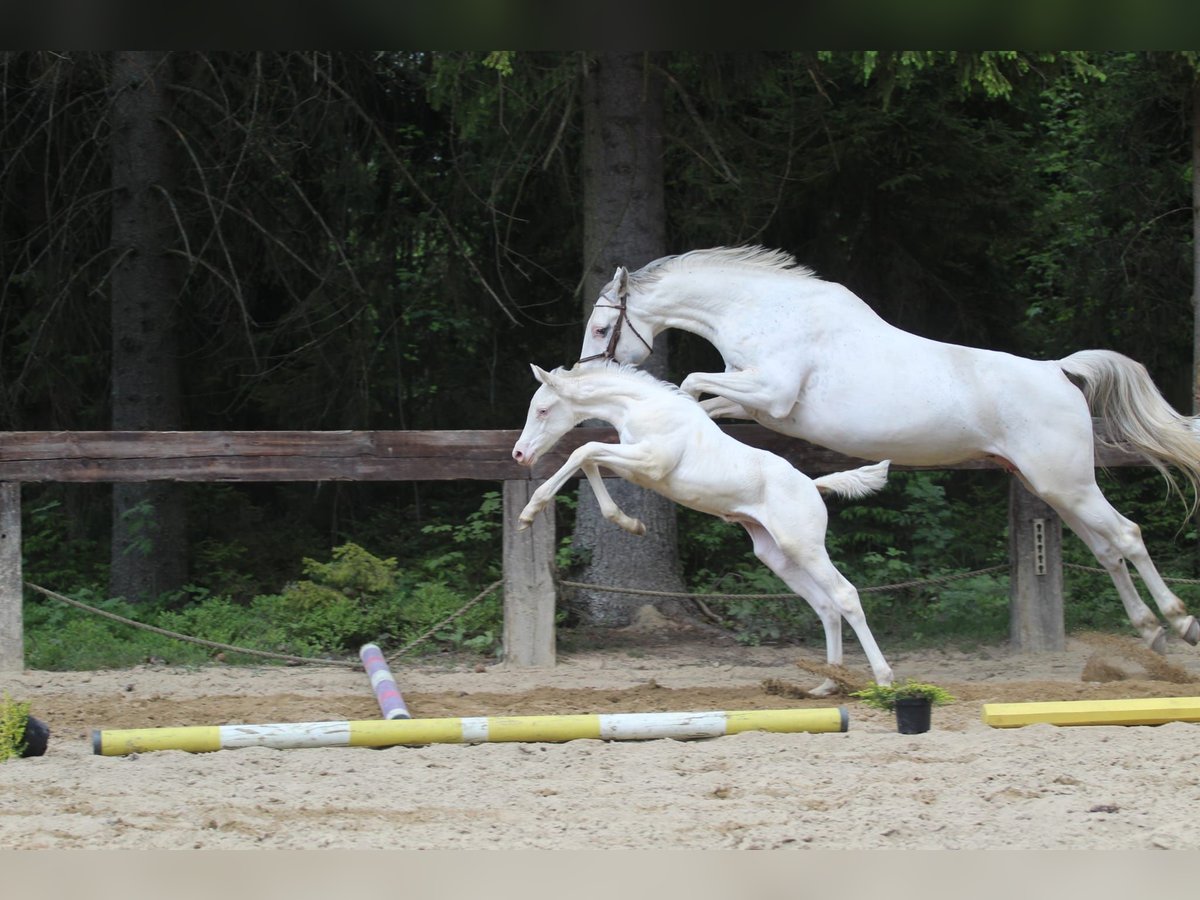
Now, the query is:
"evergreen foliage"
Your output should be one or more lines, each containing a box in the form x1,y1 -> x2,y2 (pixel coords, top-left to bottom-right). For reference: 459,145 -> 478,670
3,51 -> 1199,662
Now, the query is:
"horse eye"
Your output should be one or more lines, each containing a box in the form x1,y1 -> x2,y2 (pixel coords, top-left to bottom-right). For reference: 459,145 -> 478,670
536,407 -> 548,418
595,326 -> 609,338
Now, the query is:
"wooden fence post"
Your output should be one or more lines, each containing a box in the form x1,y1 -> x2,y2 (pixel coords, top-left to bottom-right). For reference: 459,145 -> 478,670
501,480 -> 556,666
1008,478 -> 1065,651
0,483 -> 22,671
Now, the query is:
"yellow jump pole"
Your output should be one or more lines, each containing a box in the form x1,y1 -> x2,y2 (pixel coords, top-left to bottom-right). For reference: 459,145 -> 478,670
983,696 -> 1200,729
92,706 -> 847,756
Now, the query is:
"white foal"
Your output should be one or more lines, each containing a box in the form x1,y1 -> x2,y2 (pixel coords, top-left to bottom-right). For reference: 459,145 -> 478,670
511,362 -> 894,694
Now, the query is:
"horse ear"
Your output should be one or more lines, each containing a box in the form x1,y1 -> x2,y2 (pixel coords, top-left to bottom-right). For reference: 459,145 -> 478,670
616,266 -> 629,293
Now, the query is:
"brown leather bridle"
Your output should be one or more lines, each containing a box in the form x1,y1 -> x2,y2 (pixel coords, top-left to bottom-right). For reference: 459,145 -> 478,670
577,284 -> 654,365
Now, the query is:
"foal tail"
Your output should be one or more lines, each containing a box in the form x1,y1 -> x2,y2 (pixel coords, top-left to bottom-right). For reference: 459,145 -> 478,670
1059,349 -> 1200,511
814,460 -> 890,500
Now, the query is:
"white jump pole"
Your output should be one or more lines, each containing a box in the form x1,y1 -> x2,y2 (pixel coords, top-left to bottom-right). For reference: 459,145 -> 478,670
93,706 -> 849,755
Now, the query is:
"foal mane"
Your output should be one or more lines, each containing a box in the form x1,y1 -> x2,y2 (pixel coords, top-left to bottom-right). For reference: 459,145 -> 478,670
630,245 -> 816,288
559,362 -> 691,401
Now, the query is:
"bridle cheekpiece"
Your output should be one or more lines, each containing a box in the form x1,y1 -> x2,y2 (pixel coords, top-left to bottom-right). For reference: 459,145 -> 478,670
577,280 -> 653,365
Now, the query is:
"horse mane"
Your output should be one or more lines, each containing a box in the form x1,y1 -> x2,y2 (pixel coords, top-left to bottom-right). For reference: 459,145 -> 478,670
558,361 -> 691,400
629,245 -> 817,288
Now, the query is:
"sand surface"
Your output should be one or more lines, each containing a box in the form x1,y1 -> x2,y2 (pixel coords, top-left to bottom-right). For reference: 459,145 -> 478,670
4,622 -> 1200,850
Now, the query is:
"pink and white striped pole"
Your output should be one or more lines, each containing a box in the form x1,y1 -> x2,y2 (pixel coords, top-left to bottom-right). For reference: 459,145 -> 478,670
359,643 -> 411,720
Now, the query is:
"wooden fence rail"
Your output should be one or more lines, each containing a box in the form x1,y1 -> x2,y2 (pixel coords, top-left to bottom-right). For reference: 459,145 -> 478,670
0,427 -> 1150,671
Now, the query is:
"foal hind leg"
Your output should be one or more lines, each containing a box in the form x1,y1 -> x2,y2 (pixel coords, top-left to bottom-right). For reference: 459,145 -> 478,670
741,520 -> 894,692
780,548 -> 896,690
739,520 -> 844,696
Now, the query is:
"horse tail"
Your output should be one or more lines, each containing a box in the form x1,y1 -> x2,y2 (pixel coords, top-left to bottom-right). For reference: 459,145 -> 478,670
1059,349 -> 1200,511
814,460 -> 890,500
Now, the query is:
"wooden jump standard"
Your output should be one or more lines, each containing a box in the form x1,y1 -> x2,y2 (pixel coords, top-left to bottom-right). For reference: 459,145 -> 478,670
0,427 -> 1148,671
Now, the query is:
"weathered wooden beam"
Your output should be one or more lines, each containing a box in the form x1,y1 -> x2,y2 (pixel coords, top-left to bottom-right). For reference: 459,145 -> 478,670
0,427 -> 1148,483
0,484 -> 22,672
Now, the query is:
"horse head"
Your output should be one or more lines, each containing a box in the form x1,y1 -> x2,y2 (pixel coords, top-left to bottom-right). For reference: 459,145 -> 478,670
578,266 -> 655,366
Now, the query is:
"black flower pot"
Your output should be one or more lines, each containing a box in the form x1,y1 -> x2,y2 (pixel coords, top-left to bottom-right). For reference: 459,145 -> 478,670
21,715 -> 50,758
894,697 -> 932,734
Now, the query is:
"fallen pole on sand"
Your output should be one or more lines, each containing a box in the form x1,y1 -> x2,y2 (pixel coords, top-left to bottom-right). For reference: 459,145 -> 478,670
359,642 -> 411,720
92,706 -> 848,755
982,696 -> 1200,729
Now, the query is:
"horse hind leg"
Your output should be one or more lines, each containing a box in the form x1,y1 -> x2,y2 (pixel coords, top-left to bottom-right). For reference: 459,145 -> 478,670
1025,472 -> 1197,650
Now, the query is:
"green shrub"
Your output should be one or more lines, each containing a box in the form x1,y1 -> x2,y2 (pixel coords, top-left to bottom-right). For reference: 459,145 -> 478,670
852,679 -> 956,711
0,693 -> 32,762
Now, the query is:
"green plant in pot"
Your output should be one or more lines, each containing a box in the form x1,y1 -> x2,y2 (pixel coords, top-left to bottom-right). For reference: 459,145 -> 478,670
0,693 -> 50,760
851,679 -> 955,734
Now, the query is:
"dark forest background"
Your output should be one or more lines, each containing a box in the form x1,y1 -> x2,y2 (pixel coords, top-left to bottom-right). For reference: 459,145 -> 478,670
4,51 -> 1199,667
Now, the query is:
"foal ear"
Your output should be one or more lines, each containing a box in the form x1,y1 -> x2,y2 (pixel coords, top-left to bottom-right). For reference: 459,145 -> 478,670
530,364 -> 563,391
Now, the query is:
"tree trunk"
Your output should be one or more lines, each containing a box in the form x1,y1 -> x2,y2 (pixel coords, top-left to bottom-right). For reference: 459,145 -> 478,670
1193,77 -> 1200,415
109,51 -> 187,602
572,51 -> 687,626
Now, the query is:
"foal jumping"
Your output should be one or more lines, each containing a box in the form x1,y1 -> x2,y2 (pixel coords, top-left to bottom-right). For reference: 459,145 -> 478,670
512,362 -> 893,694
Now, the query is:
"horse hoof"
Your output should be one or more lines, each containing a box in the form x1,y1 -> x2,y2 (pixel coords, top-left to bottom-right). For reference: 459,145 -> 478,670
1181,616 -> 1200,646
1147,626 -> 1168,656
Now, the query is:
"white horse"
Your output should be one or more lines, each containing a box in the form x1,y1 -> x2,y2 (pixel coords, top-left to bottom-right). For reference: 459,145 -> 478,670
511,361 -> 894,693
578,245 -> 1200,653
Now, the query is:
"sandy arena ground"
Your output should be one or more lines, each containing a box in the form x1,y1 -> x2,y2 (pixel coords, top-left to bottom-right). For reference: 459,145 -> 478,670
4,616 -> 1200,850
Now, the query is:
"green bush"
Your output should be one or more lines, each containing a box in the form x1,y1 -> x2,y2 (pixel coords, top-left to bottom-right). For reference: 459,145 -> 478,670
25,538 -> 506,669
0,693 -> 32,762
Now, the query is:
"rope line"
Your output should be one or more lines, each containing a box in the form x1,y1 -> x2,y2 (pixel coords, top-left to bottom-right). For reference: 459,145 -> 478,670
25,577 -> 503,668
384,579 -> 502,664
25,581 -> 359,668
560,564 -> 1009,601
1064,563 -> 1200,586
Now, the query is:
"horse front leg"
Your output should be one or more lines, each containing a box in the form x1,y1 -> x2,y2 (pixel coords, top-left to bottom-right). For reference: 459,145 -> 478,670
698,396 -> 754,420
680,368 -> 797,420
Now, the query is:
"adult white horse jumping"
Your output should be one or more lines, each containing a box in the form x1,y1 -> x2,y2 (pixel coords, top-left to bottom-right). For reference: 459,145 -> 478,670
578,246 -> 1200,652
511,361 -> 894,693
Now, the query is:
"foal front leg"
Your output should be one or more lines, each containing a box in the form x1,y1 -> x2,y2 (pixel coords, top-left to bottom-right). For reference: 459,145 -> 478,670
582,463 -> 646,535
680,368 -> 798,420
517,441 -> 663,530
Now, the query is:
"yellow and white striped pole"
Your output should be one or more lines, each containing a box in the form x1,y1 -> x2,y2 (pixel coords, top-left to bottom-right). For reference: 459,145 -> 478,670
983,696 -> 1200,728
93,706 -> 847,755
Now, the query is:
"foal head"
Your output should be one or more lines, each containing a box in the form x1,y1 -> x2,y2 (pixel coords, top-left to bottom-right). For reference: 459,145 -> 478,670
512,365 -> 580,467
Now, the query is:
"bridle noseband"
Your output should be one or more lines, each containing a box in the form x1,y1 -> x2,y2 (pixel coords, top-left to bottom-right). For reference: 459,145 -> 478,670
577,285 -> 654,365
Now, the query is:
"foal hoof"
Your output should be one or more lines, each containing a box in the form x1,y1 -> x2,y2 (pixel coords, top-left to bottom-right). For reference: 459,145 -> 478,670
807,678 -> 841,698
1147,626 -> 1168,656
1181,616 -> 1200,646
